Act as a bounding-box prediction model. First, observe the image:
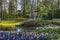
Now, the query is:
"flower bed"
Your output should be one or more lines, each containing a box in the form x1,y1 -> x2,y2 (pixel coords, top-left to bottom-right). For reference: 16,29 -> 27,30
0,21 -> 24,28
3,18 -> 28,22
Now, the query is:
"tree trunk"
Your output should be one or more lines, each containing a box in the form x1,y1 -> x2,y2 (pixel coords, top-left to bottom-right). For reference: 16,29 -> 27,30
0,0 -> 2,20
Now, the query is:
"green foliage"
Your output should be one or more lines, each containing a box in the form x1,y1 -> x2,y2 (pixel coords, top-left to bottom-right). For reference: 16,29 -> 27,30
36,27 -> 60,34
39,2 -> 52,13
37,2 -> 52,18
53,21 -> 60,25
0,0 -> 60,19
54,9 -> 60,18
15,10 -> 23,18
43,11 -> 52,20
0,26 -> 14,31
43,9 -> 60,19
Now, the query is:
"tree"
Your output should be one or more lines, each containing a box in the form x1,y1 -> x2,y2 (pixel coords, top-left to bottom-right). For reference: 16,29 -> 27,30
0,0 -> 2,20
9,0 -> 16,18
9,0 -> 15,14
21,0 -> 31,18
2,0 -> 7,19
